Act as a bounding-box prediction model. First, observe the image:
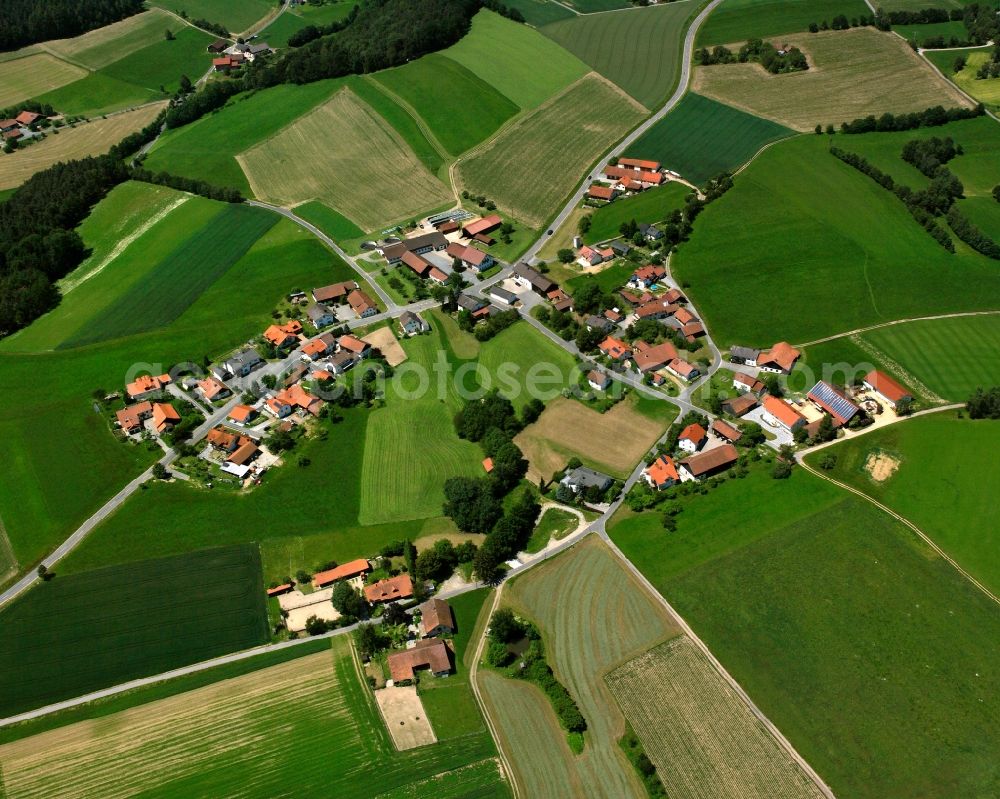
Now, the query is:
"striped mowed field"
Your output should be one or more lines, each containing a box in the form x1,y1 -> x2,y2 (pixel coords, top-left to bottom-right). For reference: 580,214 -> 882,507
239,88 -> 453,231
455,73 -> 646,228
0,52 -> 87,108
43,8 -> 179,69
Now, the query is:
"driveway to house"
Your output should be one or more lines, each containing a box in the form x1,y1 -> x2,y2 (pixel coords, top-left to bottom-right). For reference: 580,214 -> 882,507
519,0 -> 725,266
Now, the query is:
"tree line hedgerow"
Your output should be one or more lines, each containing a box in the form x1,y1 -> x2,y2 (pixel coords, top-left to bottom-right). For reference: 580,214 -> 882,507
695,38 -> 808,74
838,104 -> 984,135
0,0 -> 143,52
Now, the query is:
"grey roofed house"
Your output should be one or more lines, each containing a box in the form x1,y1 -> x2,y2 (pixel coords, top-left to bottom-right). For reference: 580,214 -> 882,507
306,303 -> 335,326
248,42 -> 271,55
560,466 -> 613,494
610,240 -> 631,256
639,223 -> 664,240
729,346 -> 760,364
399,310 -> 426,334
382,231 -> 448,263
225,347 -> 263,377
585,314 -> 613,332
489,286 -> 518,305
456,294 -> 485,313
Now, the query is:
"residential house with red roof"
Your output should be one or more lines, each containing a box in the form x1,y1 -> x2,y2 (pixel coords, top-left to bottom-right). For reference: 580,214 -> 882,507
151,402 -> 181,434
228,404 -> 258,425
678,422 -> 707,454
618,157 -> 661,171
632,339 -> 677,373
862,370 -> 913,409
757,341 -> 801,374
462,214 -> 502,239
732,372 -> 766,396
630,265 -> 666,288
347,289 -> 378,318
263,320 -> 302,349
387,638 -> 452,683
587,184 -> 617,202
126,373 -> 171,400
364,574 -> 413,604
197,376 -> 230,402
666,358 -> 700,382
760,395 -> 807,432
115,402 -> 153,434
679,444 -> 738,482
599,336 -> 632,361
312,558 -> 370,589
643,454 -> 679,490
419,598 -> 456,638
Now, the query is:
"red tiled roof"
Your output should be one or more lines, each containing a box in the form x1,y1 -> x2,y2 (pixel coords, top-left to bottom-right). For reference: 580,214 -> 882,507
115,401 -> 152,432
462,214 -> 502,237
267,583 -> 293,597
364,574 -> 413,603
712,419 -> 742,442
645,454 -> 678,487
863,370 -> 911,403
762,395 -> 806,428
759,341 -> 800,372
674,307 -> 696,325
599,336 -> 631,360
228,404 -> 256,423
482,457 -> 494,473
388,638 -> 451,682
681,444 -> 739,477
338,335 -> 368,354
313,281 -> 357,302
312,558 -> 370,588
419,598 -> 455,635
588,184 -> 616,200
151,402 -> 180,433
668,358 -> 697,378
634,265 -> 666,282
347,289 -> 377,315
227,440 -> 258,466
618,157 -> 661,171
633,340 -> 677,372
679,422 -> 707,445
126,373 -> 171,397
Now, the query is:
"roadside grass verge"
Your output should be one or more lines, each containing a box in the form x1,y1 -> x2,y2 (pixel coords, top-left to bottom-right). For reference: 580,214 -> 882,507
693,27 -> 971,132
541,2 -> 696,109
239,87 -> 453,232
697,0 -> 870,45
456,73 -> 645,229
609,471 -> 1000,799
625,92 -> 795,186
672,134 -> 1000,346
0,544 -> 268,718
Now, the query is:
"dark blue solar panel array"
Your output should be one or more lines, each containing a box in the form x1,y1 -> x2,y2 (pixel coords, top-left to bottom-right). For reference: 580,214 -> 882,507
809,381 -> 858,421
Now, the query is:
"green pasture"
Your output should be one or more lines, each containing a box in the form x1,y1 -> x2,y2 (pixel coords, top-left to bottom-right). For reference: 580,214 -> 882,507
672,134 -> 1000,346
151,0 -> 274,32
697,0 -> 871,45
53,9 -> 178,70
809,411 -> 1000,594
0,209 -> 341,572
373,54 -> 519,156
99,25 -> 213,93
880,0 -> 977,10
294,199 -> 366,240
925,48 -> 1000,112
502,0 -> 575,26
444,10 -> 588,109
894,20 -> 967,44
583,181 -> 692,244
0,544 -> 267,717
60,203 -> 279,348
960,194 -> 1000,240
542,2 -> 695,109
35,72 -> 154,118
561,0 -> 630,10
565,261 -> 635,295
477,321 -> 579,411
610,470 -> 1000,799
261,0 -> 357,46
625,92 -> 795,185
859,314 -> 1000,401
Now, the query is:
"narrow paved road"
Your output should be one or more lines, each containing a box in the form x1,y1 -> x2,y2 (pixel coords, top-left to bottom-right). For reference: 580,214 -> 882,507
520,0 -> 725,264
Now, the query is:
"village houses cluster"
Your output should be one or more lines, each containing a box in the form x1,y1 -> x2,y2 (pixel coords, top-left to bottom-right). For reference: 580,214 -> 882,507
585,157 -> 683,205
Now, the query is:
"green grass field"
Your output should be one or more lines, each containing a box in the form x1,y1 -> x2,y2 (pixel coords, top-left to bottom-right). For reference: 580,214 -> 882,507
0,637 -> 509,798
609,469 -> 1000,799
98,24 -> 213,93
564,260 -> 635,294
293,199 -> 366,240
35,71 -> 155,117
45,8 -> 178,69
583,181 -> 692,243
151,0 -> 274,32
456,74 -> 645,228
373,54 -> 519,156
359,331 -> 483,525
485,537 -> 680,798
541,2 -> 695,109
697,0 -> 871,45
673,133 -> 1000,346
561,0 -> 630,10
858,315 -> 1000,402
0,544 -> 267,717
894,20 -> 968,45
444,10 -> 588,109
0,52 -> 87,108
808,411 -> 1000,594
502,0 -> 575,26
60,203 -> 278,348
146,78 -> 345,194
880,0 -> 977,10
0,189 -> 343,573
625,92 -> 795,186
524,507 -> 578,552
260,0 -> 357,46
925,47 -> 1000,112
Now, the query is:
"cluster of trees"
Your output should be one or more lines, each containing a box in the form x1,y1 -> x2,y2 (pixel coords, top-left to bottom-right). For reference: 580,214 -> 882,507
966,386 -> 1000,418
962,3 -> 1000,46
830,146 -> 955,251
628,318 -> 700,354
901,136 -> 960,178
839,104 -> 984,135
131,167 -> 245,202
809,13 -> 876,33
485,608 -> 586,733
0,0 -> 143,51
620,727 -> 667,798
974,44 -> 1000,80
286,3 -> 360,47
883,8 -> 960,26
187,16 -> 228,37
994,184 -> 1000,203
696,39 -> 808,73
0,100 -> 54,123
458,307 -> 519,341
947,207 -> 1000,258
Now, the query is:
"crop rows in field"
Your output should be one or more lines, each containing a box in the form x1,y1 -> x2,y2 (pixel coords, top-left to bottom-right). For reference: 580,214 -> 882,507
606,637 -> 825,799
0,544 -> 268,718
696,0 -> 871,46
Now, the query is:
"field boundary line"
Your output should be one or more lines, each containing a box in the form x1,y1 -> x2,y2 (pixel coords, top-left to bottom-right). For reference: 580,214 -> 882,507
799,418 -> 1000,610
729,131 -> 801,177
361,75 -> 453,171
795,309 -> 1000,347
0,512 -> 18,591
468,585 -> 522,799
599,532 -> 838,799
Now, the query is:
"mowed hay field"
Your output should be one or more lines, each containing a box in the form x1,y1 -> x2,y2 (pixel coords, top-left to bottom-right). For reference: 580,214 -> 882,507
481,537 -> 681,799
542,2 -> 696,109
239,88 -> 453,231
610,472 -> 1000,799
672,134 -> 1000,345
696,0 -> 871,45
515,395 -> 671,480
42,8 -> 178,69
858,314 -> 1000,402
0,545 -> 268,718
456,74 -> 646,228
359,329 -> 482,525
625,92 -> 795,186
606,637 -> 825,799
0,52 -> 86,108
693,27 -> 972,132
808,411 -> 1000,594
0,638 -> 509,798
0,104 -> 164,191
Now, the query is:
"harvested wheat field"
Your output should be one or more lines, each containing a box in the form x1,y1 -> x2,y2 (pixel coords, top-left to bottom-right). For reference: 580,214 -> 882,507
514,395 -> 668,480
0,53 -> 87,108
606,637 -> 826,799
362,326 -> 407,367
455,73 -> 646,228
43,9 -> 176,69
693,27 -> 971,132
238,88 -> 453,231
0,104 -> 165,190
